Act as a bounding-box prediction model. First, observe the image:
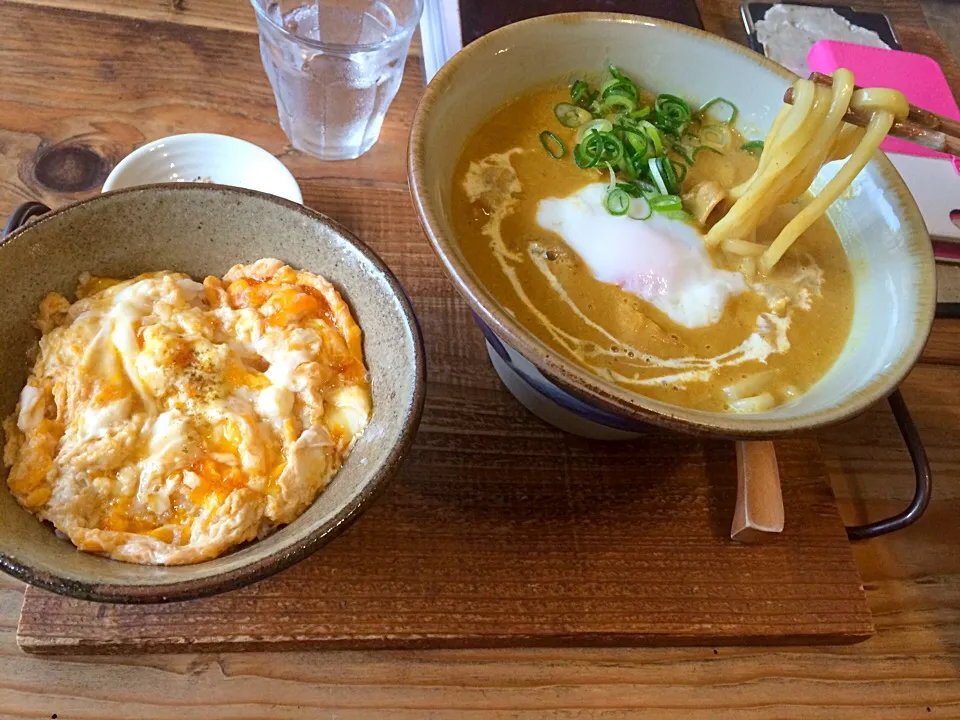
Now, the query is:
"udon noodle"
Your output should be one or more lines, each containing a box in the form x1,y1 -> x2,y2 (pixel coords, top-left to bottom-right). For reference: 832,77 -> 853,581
706,69 -> 909,273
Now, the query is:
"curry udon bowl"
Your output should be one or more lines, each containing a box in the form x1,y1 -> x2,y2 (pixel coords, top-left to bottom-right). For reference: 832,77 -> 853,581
0,185 -> 424,602
408,12 -> 936,439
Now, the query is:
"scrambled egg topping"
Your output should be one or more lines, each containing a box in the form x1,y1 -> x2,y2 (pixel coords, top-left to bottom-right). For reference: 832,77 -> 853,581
2,259 -> 371,565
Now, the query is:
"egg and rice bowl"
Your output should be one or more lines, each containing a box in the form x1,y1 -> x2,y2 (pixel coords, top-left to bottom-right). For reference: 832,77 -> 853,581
2,258 -> 371,565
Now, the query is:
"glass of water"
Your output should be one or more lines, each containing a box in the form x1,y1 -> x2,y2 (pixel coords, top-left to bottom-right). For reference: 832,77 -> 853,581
251,0 -> 423,161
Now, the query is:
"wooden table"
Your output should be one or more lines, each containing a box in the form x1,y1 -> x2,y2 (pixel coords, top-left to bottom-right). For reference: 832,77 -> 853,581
2,0 -> 960,716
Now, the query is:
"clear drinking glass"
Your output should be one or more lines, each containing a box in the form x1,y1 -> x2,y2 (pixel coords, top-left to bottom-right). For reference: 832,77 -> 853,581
251,0 -> 423,161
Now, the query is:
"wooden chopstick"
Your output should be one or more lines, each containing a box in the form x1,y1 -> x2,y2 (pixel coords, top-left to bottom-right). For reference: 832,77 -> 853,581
782,72 -> 960,158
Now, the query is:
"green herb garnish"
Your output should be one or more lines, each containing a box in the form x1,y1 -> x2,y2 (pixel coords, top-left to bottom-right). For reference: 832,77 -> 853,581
539,130 -> 566,159
544,68 -> 746,219
698,97 -> 739,125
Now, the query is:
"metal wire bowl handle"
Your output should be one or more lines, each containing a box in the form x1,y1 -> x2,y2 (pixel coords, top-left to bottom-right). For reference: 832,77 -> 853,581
0,201 -> 940,539
845,389 -> 931,540
2,201 -> 49,237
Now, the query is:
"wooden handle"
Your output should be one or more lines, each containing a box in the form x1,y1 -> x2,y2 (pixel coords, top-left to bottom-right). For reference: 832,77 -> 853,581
731,441 -> 785,543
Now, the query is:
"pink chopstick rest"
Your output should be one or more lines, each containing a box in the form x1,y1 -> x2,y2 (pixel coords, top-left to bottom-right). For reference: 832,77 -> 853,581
808,40 -> 960,165
808,40 -> 960,245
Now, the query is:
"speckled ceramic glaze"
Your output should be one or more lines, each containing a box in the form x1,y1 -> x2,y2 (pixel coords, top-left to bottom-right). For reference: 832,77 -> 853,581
409,12 -> 936,439
0,185 -> 425,602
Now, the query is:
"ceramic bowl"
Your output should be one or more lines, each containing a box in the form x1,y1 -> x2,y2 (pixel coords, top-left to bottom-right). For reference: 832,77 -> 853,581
0,185 -> 424,602
409,12 -> 935,440
102,133 -> 303,203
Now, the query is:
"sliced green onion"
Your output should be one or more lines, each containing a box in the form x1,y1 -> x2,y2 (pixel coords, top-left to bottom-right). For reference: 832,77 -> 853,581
558,72 -> 740,209
660,156 -> 679,193
698,97 -> 739,125
602,66 -> 639,98
638,120 -> 664,156
601,78 -> 623,95
622,128 -> 650,160
584,91 -> 602,115
661,209 -> 695,223
603,187 -> 631,216
574,135 -> 602,168
668,139 -> 695,165
602,80 -> 639,101
741,140 -> 765,156
605,161 -> 617,192
573,143 -> 595,168
648,156 -> 669,195
602,133 -> 625,167
570,79 -> 589,105
699,124 -> 732,149
571,79 -> 602,112
577,130 -> 604,161
649,156 -> 681,195
554,102 -> 593,128
578,131 -> 620,165
654,94 -> 692,133
575,118 -> 613,144
651,194 -> 683,213
575,128 -> 624,169
539,130 -> 566,159
602,93 -> 637,113
634,179 -> 659,198
627,195 -> 652,220
672,159 -> 687,185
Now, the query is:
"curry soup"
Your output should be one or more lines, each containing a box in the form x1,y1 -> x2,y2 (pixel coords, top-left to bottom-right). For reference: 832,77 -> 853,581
451,84 -> 853,412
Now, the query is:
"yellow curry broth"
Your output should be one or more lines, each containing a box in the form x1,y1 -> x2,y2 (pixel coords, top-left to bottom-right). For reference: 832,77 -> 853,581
451,86 -> 853,411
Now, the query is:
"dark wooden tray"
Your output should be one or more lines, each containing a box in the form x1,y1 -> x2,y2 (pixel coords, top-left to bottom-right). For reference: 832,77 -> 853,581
16,184 -> 872,654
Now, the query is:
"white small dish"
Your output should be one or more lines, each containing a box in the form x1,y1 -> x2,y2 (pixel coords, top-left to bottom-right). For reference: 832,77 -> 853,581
102,133 -> 303,203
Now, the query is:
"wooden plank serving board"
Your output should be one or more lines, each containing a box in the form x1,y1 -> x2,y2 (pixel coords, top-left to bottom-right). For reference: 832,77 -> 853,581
16,184 -> 872,654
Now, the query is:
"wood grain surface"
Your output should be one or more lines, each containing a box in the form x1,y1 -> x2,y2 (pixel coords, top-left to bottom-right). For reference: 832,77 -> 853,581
0,0 -> 417,210
15,184 -> 871,654
1,0 -> 960,716
17,435 -> 869,651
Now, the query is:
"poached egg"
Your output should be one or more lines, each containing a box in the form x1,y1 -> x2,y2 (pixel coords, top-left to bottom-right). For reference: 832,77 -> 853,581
536,183 -> 745,328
